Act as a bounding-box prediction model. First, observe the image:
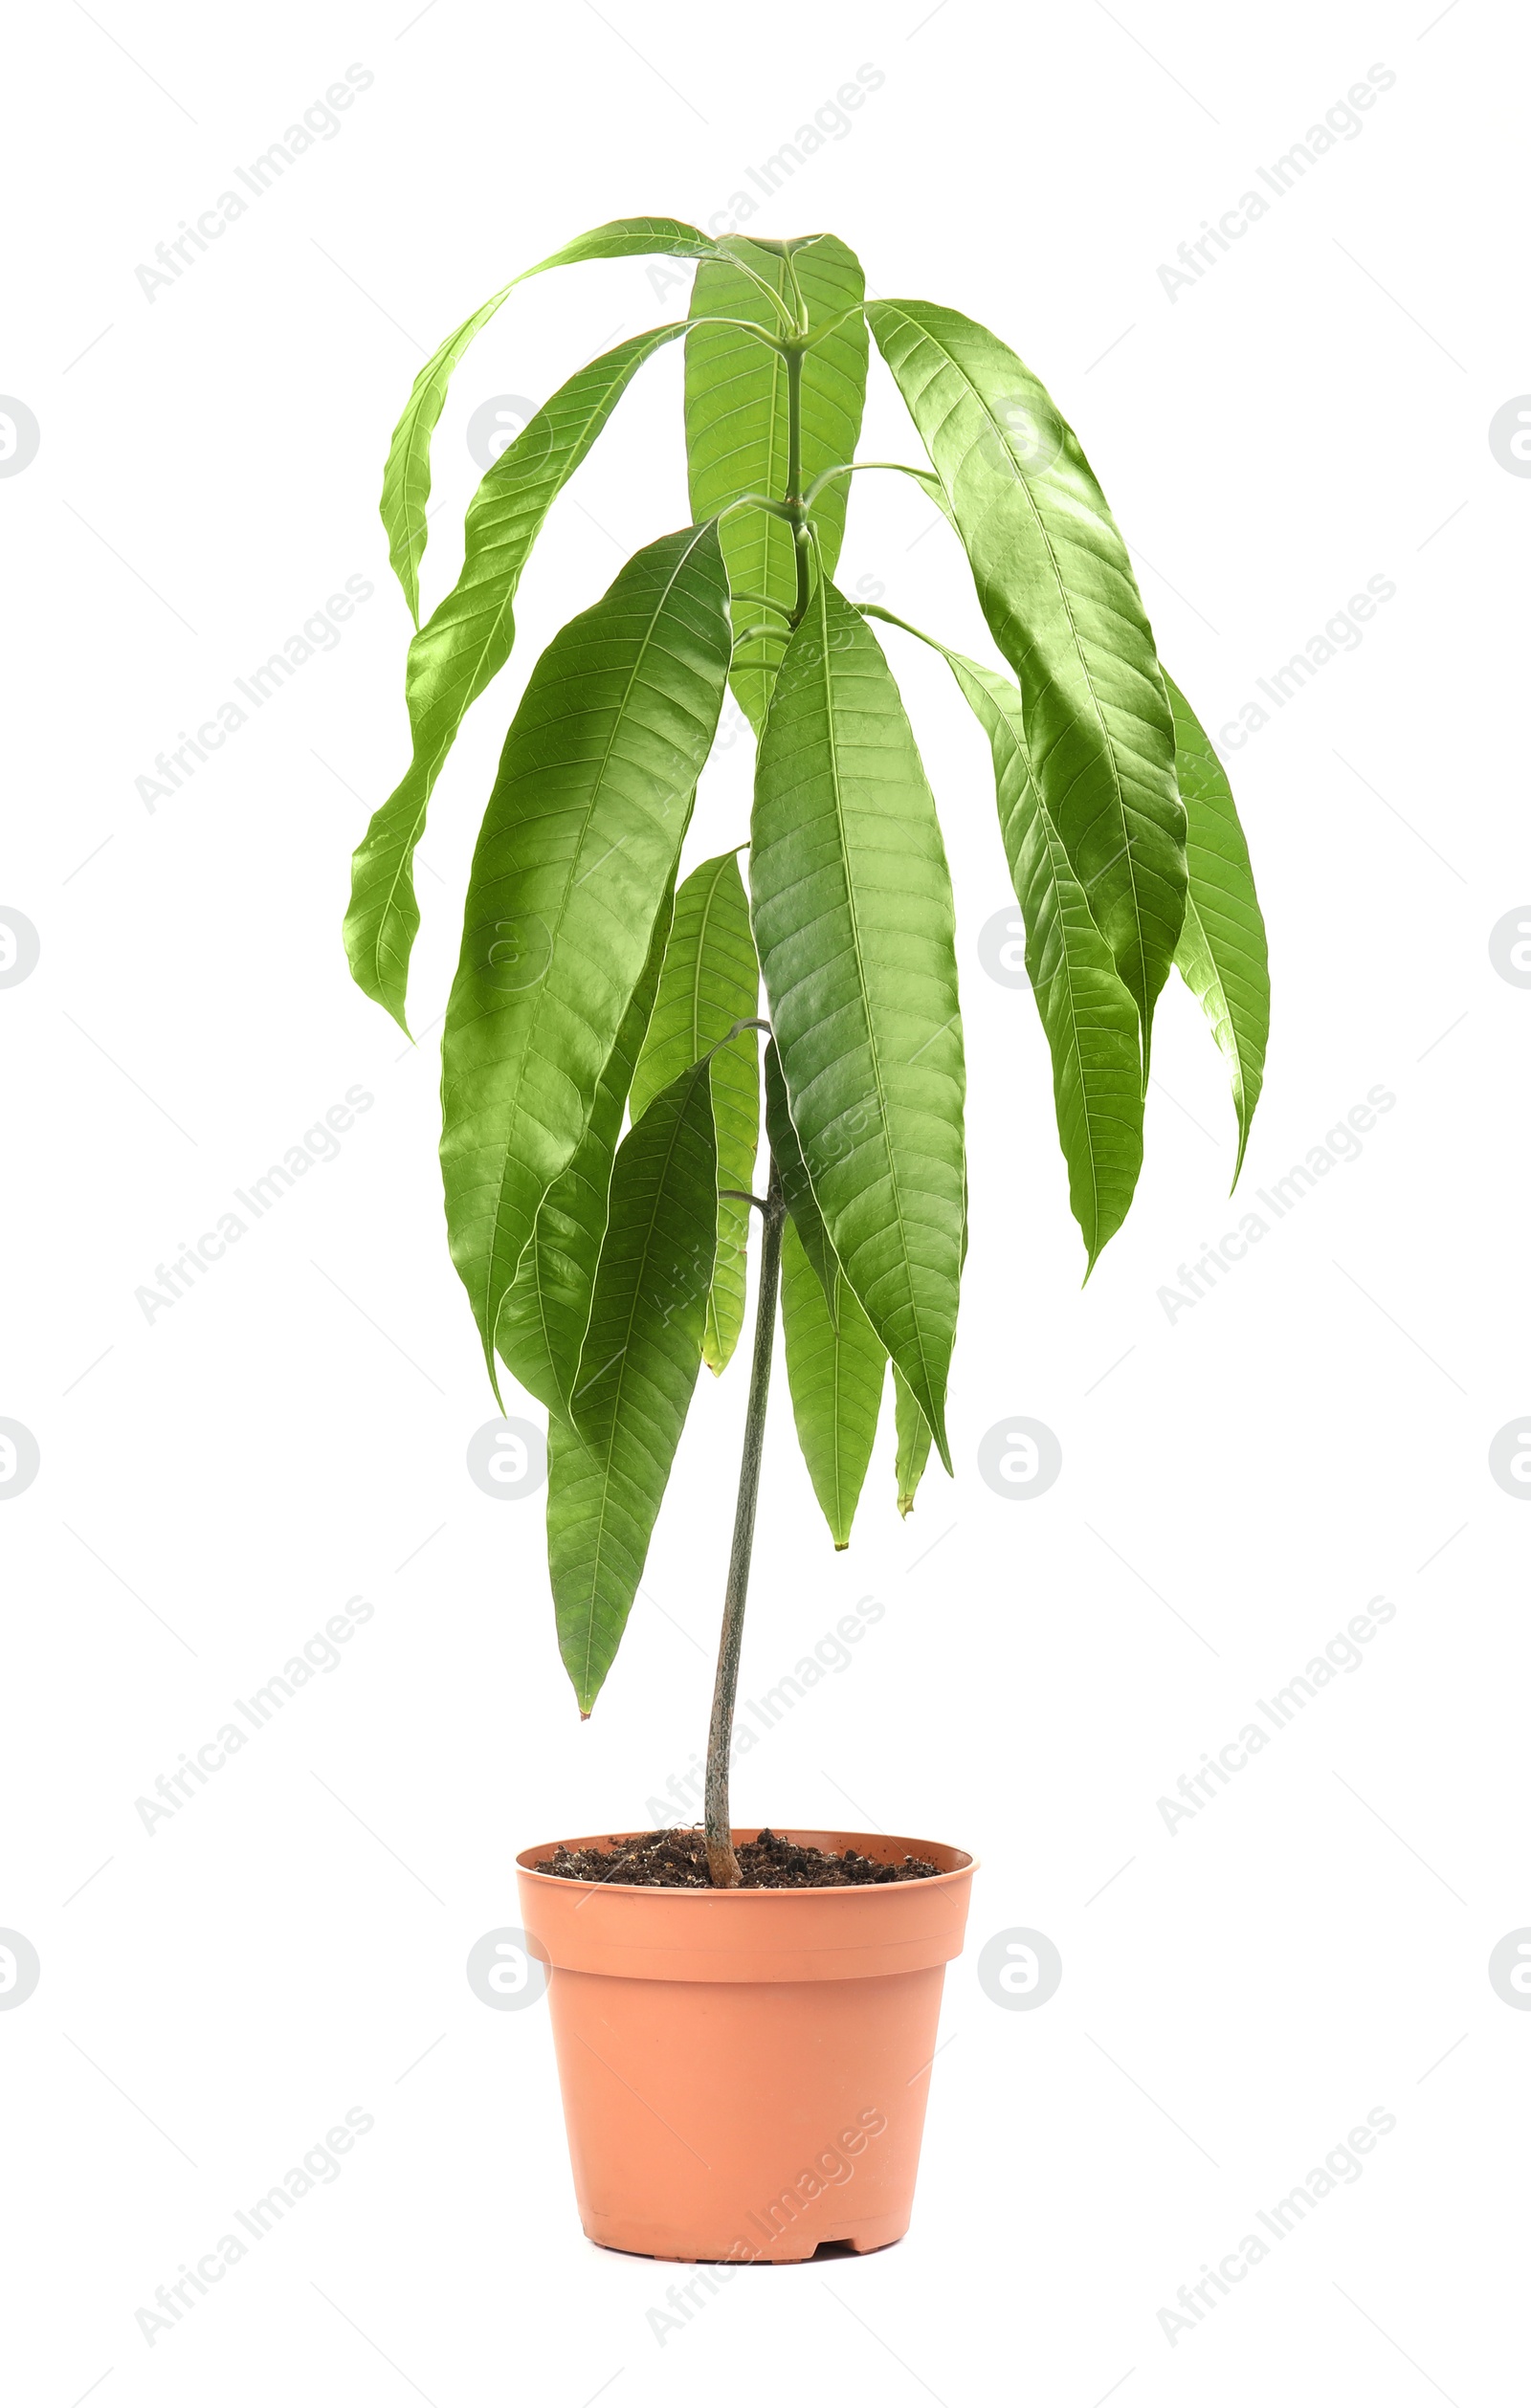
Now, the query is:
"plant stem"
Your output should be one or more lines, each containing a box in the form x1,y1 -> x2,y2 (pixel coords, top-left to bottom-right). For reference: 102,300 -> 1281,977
783,342 -> 811,630
701,260 -> 808,1889
703,1160 -> 785,1887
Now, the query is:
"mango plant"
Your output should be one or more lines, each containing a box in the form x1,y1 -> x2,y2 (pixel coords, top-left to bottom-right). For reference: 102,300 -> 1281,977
344,219 -> 1270,1886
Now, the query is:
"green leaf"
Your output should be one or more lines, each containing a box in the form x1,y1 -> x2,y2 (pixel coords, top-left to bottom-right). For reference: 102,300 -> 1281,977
868,298 -> 1186,1066
381,216 -> 727,621
687,235 -> 869,729
750,579 -> 965,1468
381,286 -> 511,628
1165,672 -> 1270,1182
349,321 -> 691,1031
893,1364 -> 934,1518
780,1214 -> 884,1549
632,851 -> 760,1373
547,1058 -> 719,1712
496,878 -> 675,1419
862,606 -> 1143,1268
763,1036 -> 836,1313
441,522 -> 732,1393
953,654 -> 1143,1268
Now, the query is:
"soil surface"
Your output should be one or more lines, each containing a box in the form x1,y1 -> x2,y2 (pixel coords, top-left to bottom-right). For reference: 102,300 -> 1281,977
533,1826 -> 940,1889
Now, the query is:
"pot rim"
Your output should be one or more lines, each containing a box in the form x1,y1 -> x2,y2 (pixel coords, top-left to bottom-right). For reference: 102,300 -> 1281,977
515,1824 -> 977,1899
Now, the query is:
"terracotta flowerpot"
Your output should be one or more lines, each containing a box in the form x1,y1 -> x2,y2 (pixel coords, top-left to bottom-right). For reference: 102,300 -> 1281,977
516,1825 -> 974,2264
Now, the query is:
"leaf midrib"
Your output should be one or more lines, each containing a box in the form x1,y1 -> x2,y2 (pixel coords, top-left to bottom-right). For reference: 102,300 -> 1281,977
574,1066 -> 709,1694
882,302 -> 1158,1027
367,326 -> 686,997
807,584 -> 943,1432
473,526 -> 716,1349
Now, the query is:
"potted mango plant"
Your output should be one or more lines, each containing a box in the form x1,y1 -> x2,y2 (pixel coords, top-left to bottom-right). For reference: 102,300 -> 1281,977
344,220 -> 1270,2263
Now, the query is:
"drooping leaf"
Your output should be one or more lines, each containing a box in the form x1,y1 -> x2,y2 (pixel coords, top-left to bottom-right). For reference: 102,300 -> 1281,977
687,235 -> 869,729
780,1214 -> 883,1549
863,606 -> 1143,1266
381,287 -> 511,628
868,298 -> 1186,1067
441,523 -> 731,1392
893,1364 -> 934,1517
953,654 -> 1143,1268
381,216 -> 729,621
1164,673 -> 1270,1182
349,322 -> 691,1030
763,1036 -> 836,1313
496,878 -> 676,1419
547,1058 -> 719,1712
750,579 -> 965,1468
631,851 -> 760,1372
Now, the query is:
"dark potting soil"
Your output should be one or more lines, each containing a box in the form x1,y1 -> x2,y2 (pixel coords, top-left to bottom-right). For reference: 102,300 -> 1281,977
533,1826 -> 940,1889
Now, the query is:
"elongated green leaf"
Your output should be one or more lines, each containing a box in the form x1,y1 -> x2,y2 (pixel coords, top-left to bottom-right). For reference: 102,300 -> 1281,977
751,580 -> 965,1467
764,1036 -> 836,1312
632,851 -> 760,1373
382,216 -> 726,620
1164,674 -> 1270,1182
868,298 -> 1186,1065
349,322 -> 690,1030
862,606 -> 1143,1268
780,1214 -> 883,1549
548,1058 -> 719,1711
955,655 -> 1143,1267
496,878 -> 675,1419
687,235 -> 869,729
382,287 -> 510,628
893,1364 -> 934,1517
441,523 -> 731,1391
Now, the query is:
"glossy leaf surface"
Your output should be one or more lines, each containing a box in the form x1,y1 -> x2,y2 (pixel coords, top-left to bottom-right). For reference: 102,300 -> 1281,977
868,298 -> 1186,1062
763,1036 -> 836,1313
441,523 -> 730,1389
893,1364 -> 934,1517
547,1058 -> 719,1711
632,851 -> 760,1372
381,216 -> 726,620
686,235 -> 868,729
496,880 -> 674,1419
1165,673 -> 1270,1182
780,1214 -> 883,1549
864,607 -> 1143,1267
750,580 -> 965,1466
350,322 -> 689,1029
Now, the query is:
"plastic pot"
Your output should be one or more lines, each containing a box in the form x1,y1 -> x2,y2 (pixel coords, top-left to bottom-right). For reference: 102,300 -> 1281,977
516,1825 -> 974,2263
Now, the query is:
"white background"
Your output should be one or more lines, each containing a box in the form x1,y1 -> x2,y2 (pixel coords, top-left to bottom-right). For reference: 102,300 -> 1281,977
3,0 -> 1527,2400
